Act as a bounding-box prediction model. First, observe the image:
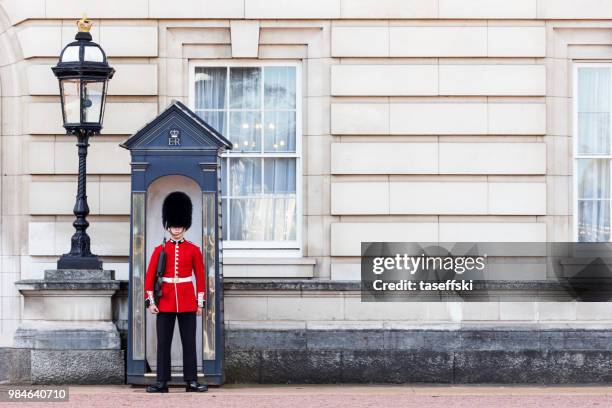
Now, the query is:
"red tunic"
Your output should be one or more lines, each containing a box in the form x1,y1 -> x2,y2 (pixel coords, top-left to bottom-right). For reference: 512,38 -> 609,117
144,238 -> 206,313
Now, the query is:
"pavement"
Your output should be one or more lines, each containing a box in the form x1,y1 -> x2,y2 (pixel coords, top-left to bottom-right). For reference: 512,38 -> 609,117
3,384 -> 612,407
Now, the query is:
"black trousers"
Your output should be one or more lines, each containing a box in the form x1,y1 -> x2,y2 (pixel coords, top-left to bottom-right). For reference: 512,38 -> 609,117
156,311 -> 197,382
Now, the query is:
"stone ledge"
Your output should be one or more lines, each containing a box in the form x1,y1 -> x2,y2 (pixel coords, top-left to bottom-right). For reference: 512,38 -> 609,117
226,327 -> 612,352
44,269 -> 115,280
224,279 -> 359,291
223,279 -> 612,300
224,279 -> 612,290
16,280 -> 121,291
225,321 -> 612,331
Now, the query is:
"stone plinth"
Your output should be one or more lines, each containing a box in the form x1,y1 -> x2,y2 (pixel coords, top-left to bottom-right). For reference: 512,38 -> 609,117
12,269 -> 124,384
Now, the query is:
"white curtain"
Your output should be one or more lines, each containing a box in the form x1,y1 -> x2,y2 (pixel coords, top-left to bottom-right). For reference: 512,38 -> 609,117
228,157 -> 296,241
578,67 -> 610,155
230,67 -> 260,109
264,66 -> 296,109
264,158 -> 296,194
264,111 -> 296,152
229,111 -> 260,152
230,157 -> 261,196
194,67 -> 227,134
229,197 -> 296,241
577,67 -> 611,241
264,67 -> 296,153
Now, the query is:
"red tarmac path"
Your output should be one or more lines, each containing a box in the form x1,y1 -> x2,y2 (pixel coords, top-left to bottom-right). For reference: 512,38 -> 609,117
3,384 -> 612,407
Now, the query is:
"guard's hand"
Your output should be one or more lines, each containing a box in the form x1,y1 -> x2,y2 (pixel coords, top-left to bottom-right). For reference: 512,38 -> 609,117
196,307 -> 202,315
148,305 -> 159,314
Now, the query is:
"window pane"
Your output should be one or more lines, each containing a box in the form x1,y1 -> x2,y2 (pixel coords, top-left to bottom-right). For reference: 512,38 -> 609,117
264,158 -> 296,194
264,111 -> 296,152
578,67 -> 611,155
229,111 -> 261,152
230,157 -> 262,196
229,197 -> 297,241
578,159 -> 610,199
200,111 -> 226,135
578,67 -> 610,112
578,200 -> 611,242
230,67 -> 260,109
264,66 -> 296,109
195,67 -> 226,110
578,113 -> 610,154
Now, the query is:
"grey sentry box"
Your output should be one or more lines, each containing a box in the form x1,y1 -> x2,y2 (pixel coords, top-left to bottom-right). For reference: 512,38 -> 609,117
120,100 -> 232,385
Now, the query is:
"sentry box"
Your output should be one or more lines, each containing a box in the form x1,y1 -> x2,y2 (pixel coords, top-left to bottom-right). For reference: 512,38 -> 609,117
120,100 -> 232,385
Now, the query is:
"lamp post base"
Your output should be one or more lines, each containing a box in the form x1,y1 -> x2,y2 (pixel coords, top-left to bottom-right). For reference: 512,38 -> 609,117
57,255 -> 102,270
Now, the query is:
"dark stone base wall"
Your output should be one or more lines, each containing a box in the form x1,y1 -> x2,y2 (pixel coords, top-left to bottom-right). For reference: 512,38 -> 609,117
0,348 -> 31,384
0,348 -> 124,385
6,329 -> 612,384
30,350 -> 124,384
224,329 -> 612,384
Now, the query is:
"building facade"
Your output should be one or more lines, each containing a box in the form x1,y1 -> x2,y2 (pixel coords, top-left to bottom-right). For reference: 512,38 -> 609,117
1,0 -> 612,383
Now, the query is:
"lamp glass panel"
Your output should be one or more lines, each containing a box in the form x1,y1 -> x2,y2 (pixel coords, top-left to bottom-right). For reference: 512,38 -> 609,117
83,45 -> 104,62
83,80 -> 104,124
61,79 -> 81,124
61,45 -> 79,63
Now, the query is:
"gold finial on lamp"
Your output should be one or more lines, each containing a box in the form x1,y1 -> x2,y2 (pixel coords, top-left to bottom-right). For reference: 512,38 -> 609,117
77,14 -> 92,33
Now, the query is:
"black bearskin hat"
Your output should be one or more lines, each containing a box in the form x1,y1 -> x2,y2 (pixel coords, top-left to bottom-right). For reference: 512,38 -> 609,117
162,191 -> 192,230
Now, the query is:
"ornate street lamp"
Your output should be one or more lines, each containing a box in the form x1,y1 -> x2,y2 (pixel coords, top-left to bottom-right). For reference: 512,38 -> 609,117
52,16 -> 115,269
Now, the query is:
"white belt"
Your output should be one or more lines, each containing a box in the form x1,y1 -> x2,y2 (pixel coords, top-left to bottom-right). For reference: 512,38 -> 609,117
162,276 -> 192,283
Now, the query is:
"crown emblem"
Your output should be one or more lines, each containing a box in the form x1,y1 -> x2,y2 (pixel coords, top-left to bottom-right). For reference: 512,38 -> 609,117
76,14 -> 93,33
168,129 -> 181,146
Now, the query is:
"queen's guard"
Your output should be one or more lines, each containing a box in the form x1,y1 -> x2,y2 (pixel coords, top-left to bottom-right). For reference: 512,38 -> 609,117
144,191 -> 208,393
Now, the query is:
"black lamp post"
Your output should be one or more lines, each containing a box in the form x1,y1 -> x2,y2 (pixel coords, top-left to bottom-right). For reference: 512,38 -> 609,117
52,16 -> 115,270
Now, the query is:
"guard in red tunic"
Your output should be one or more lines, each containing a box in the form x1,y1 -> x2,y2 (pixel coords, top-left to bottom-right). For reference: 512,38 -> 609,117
144,191 -> 208,393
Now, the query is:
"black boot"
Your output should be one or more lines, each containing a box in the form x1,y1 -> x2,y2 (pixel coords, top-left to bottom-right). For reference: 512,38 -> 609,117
146,381 -> 169,393
185,380 -> 208,392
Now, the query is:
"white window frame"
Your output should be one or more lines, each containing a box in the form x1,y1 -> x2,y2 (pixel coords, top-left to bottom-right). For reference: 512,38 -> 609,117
572,62 -> 612,242
189,60 -> 303,256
